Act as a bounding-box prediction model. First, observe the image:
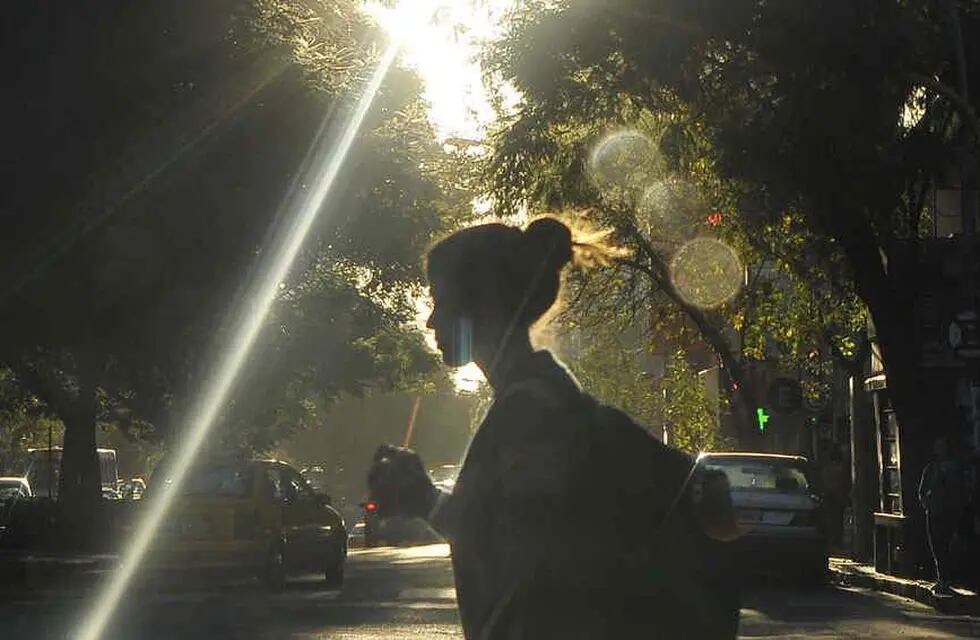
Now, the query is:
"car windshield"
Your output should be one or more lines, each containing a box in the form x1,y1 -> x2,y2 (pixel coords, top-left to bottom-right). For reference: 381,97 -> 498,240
704,457 -> 811,494
179,465 -> 251,498
0,485 -> 25,500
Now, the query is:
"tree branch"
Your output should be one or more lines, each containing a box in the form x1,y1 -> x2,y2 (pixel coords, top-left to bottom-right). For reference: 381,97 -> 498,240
910,72 -> 980,142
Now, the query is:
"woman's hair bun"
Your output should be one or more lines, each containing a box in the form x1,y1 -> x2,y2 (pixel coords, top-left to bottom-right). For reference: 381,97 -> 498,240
521,217 -> 573,272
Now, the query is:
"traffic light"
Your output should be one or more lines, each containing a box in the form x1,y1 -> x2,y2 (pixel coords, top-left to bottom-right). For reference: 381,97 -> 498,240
756,407 -> 770,432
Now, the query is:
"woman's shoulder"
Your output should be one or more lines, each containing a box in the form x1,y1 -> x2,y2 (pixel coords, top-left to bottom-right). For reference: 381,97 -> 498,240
482,353 -> 584,439
493,378 -> 581,428
497,351 -> 580,402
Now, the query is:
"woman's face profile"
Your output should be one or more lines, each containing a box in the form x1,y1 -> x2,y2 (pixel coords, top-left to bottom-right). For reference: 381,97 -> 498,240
427,279 -> 474,367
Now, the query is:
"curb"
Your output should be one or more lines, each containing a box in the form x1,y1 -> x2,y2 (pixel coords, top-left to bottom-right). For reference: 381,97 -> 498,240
829,558 -> 980,617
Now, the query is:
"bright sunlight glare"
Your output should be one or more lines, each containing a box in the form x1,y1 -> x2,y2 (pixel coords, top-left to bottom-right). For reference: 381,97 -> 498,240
365,0 -> 517,141
75,4 -> 439,639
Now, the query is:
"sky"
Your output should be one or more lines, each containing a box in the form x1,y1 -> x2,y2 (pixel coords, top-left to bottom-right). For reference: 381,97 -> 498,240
365,0 -> 517,141
366,0 -> 518,392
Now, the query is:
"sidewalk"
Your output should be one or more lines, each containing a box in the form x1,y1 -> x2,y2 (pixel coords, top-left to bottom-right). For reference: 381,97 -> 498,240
829,557 -> 980,616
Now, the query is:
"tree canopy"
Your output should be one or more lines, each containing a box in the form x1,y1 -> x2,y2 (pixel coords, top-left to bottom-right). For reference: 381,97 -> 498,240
0,0 -> 470,521
484,0 -> 972,447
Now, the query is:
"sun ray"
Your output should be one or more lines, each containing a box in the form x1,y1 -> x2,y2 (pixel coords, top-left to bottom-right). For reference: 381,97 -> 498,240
74,3 -> 439,638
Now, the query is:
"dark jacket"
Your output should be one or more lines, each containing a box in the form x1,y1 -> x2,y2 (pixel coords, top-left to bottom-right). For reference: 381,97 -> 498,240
431,350 -> 737,640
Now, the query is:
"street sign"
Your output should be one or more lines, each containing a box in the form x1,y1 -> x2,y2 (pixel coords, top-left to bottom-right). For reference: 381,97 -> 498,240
767,378 -> 803,413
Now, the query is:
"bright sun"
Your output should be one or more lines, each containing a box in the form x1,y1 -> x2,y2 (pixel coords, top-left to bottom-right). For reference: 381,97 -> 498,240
371,0 -> 518,392
364,0 -> 516,141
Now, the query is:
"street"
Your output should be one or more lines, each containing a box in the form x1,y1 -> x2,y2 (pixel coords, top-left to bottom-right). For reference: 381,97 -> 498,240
1,544 -> 978,639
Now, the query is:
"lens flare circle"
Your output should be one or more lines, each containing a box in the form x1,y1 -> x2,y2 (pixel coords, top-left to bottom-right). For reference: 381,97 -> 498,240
588,129 -> 658,195
669,237 -> 744,309
638,178 -> 704,240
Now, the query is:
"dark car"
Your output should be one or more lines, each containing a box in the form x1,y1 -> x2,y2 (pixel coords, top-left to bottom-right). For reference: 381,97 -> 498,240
700,452 -> 827,583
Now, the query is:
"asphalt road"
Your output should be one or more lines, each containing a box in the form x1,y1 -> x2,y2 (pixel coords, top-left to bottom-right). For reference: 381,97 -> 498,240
1,544 -> 978,639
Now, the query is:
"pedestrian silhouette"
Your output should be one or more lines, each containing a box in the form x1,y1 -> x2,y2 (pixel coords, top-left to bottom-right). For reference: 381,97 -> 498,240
368,217 -> 740,639
919,436 -> 967,596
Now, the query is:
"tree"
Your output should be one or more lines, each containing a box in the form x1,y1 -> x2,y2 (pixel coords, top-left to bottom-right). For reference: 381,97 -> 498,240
0,0 -> 467,542
563,314 -> 730,453
564,314 -> 663,429
660,352 -> 732,454
486,0 -> 976,537
484,103 -> 866,444
0,369 -> 64,474
493,0 -> 980,548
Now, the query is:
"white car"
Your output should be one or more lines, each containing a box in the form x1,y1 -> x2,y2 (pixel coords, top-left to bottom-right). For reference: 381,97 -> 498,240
0,477 -> 33,537
699,452 -> 827,583
0,477 -> 32,502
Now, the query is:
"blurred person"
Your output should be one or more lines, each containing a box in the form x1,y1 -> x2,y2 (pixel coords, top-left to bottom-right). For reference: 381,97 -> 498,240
367,217 -> 739,639
918,436 -> 966,596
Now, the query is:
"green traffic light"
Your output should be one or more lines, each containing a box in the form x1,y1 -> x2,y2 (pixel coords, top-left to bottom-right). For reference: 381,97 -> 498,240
756,407 -> 770,432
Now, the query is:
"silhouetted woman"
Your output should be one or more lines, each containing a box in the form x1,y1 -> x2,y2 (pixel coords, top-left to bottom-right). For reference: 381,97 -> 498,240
368,217 -> 739,639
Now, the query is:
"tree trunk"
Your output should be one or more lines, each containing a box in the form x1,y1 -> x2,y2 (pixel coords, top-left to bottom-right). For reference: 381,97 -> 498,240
58,352 -> 101,551
840,227 -> 946,575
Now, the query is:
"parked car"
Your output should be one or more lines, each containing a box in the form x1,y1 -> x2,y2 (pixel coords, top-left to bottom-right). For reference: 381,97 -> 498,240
26,447 -> 118,499
130,477 -> 146,500
699,452 -> 827,583
0,477 -> 32,502
0,477 -> 34,543
118,477 -> 147,501
148,457 -> 347,588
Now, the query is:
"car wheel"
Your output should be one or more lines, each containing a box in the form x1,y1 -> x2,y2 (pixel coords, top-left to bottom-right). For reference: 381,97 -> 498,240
260,542 -> 286,590
324,540 -> 346,588
324,560 -> 345,588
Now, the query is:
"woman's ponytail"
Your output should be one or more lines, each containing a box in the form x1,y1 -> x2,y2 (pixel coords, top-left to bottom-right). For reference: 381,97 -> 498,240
426,214 -> 629,329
